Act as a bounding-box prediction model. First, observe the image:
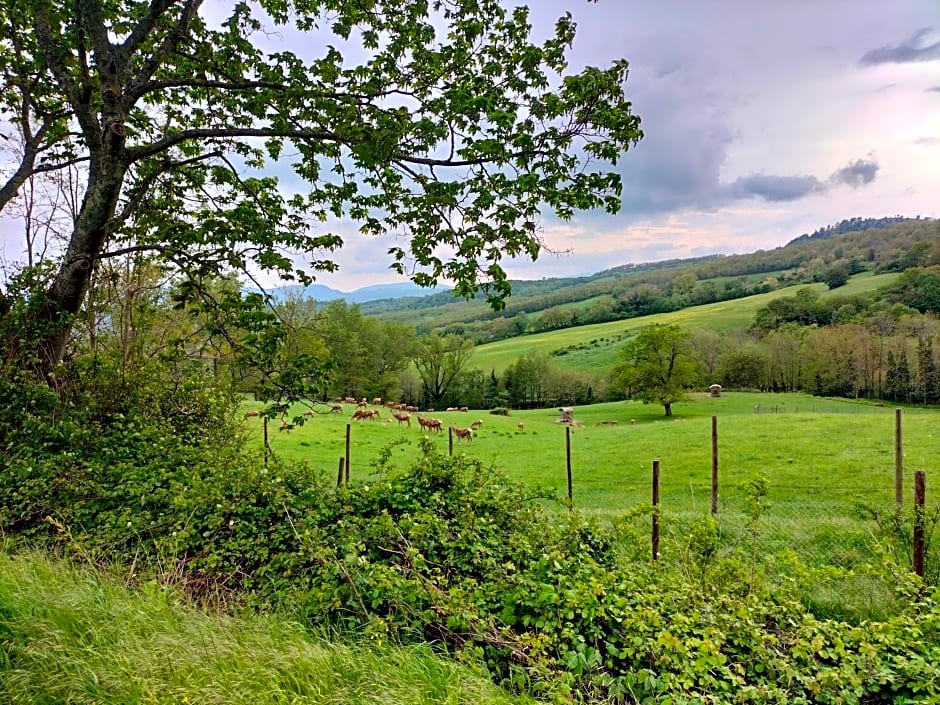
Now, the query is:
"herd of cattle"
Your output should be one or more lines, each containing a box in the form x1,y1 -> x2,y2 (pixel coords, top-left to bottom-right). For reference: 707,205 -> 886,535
245,395 -> 584,439
343,397 -> 480,441
244,397 -> 488,441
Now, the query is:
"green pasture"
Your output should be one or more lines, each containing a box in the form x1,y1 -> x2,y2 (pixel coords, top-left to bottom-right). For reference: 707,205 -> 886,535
469,271 -> 900,375
249,391 -> 935,572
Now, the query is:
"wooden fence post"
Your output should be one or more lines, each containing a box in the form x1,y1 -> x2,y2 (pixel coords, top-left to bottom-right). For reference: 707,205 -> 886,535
345,423 -> 351,484
566,425 -> 573,508
914,471 -> 926,578
652,460 -> 660,562
337,457 -> 345,488
263,417 -> 269,467
895,409 -> 903,509
448,426 -> 454,456
711,416 -> 719,516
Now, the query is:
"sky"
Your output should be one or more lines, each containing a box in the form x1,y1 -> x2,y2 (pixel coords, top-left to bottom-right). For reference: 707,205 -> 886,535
285,0 -> 940,289
1,0 -> 939,292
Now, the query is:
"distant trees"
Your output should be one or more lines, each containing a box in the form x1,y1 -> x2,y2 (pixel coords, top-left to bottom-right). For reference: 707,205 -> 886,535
825,265 -> 850,289
614,324 -> 702,416
413,334 -> 475,407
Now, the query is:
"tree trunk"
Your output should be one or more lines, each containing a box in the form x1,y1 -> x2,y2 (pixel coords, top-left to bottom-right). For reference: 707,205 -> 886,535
664,402 -> 672,416
35,152 -> 127,372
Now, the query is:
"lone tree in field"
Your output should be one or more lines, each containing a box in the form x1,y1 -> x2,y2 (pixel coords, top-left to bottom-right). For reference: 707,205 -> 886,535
0,0 -> 642,375
615,324 -> 701,416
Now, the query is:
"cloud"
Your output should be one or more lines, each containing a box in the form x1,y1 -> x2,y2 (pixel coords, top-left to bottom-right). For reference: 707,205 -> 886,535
828,158 -> 879,187
860,28 -> 940,65
725,174 -> 825,202
719,157 -> 879,204
913,137 -> 940,147
928,86 -> 940,93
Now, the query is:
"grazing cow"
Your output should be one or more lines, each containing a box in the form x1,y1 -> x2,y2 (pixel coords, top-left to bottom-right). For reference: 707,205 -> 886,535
405,405 -> 419,412
244,410 -> 260,419
330,405 -> 343,414
450,425 -> 473,443
630,419 -> 636,425
373,397 -> 382,405
279,421 -> 294,431
470,420 -> 483,430
459,406 -> 469,412
352,409 -> 379,421
357,399 -> 368,408
303,410 -> 315,417
417,415 -> 443,433
446,407 -> 458,412
392,411 -> 411,427
517,422 -> 525,431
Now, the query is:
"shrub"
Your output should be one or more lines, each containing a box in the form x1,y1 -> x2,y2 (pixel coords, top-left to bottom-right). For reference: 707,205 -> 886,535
489,407 -> 510,416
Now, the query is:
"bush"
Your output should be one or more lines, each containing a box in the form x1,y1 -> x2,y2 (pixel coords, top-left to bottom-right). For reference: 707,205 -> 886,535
489,407 -> 510,416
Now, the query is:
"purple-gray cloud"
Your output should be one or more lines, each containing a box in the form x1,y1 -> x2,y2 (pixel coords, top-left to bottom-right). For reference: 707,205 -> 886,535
829,158 -> 879,187
860,28 -> 940,65
726,174 -> 825,202
929,86 -> 940,93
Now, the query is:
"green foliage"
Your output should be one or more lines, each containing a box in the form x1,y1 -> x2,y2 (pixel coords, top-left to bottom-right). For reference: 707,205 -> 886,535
825,264 -> 850,289
613,323 -> 702,415
2,0 -> 646,374
6,371 -> 940,700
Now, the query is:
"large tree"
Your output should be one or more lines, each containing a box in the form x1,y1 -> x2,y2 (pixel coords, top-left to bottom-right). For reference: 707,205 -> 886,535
413,333 -> 473,407
614,323 -> 701,416
0,0 -> 642,373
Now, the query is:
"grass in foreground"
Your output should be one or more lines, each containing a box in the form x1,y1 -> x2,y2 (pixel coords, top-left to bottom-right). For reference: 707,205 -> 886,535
0,551 -> 529,705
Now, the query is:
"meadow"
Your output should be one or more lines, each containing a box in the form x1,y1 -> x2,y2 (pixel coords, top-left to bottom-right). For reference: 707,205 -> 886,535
251,390 -> 935,594
469,271 -> 900,375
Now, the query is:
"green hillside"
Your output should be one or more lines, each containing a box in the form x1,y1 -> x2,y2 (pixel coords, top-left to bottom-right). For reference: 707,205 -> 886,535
361,218 -> 936,342
469,271 -> 899,375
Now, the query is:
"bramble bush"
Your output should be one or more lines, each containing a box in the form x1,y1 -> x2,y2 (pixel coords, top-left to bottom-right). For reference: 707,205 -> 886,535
2,358 -> 940,701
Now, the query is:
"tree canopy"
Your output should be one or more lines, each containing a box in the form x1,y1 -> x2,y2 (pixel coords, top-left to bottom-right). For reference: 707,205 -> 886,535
0,0 -> 642,372
614,323 -> 701,416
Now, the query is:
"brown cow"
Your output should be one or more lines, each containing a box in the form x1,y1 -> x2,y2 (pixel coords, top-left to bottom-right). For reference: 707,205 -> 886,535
450,425 -> 473,443
392,411 -> 411,427
243,410 -> 260,419
470,420 -> 483,430
417,415 -> 443,433
330,405 -> 343,414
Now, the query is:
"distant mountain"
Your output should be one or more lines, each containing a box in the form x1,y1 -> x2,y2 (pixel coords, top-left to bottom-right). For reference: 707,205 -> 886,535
261,281 -> 452,305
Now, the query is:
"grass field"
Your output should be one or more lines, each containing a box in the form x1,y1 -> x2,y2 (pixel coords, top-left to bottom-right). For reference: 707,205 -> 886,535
469,271 -> 901,375
249,391 -> 933,577
0,551 -> 528,705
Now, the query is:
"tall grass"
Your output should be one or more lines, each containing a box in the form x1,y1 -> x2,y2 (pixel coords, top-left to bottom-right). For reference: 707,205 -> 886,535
0,551 -> 529,705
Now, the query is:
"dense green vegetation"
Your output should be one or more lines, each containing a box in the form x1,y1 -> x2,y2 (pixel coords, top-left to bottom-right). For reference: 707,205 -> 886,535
3,0 -> 939,698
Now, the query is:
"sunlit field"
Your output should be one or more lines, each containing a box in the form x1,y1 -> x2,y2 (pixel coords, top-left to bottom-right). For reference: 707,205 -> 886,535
245,391 -> 933,573
469,272 -> 900,375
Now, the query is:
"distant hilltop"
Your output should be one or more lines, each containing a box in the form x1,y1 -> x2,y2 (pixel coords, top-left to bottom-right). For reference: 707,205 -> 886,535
259,281 -> 453,305
787,216 -> 930,245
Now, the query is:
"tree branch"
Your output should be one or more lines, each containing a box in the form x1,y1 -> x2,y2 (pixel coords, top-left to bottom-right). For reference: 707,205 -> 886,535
33,7 -> 101,144
125,126 -> 545,168
113,149 -> 222,227
123,0 -> 205,107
